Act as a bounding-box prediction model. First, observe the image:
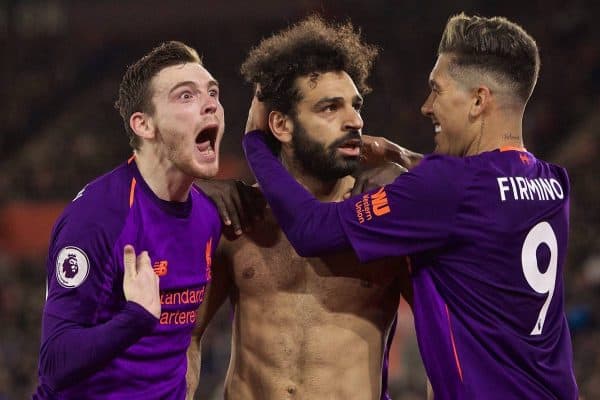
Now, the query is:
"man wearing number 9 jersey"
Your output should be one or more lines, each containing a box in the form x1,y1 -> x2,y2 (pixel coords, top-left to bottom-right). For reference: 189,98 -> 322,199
242,12 -> 578,400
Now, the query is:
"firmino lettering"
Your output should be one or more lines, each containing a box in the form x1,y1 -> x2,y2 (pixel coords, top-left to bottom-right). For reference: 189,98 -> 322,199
496,177 -> 564,201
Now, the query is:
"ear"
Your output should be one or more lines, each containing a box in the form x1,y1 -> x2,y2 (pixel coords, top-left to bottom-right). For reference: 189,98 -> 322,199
130,112 -> 155,141
470,86 -> 491,118
268,111 -> 293,144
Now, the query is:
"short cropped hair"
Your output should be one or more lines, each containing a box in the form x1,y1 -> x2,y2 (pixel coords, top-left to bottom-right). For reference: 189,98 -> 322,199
240,15 -> 378,115
438,13 -> 540,103
115,41 -> 202,149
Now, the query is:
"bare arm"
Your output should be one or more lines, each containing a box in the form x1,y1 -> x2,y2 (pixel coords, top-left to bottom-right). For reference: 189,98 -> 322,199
186,241 -> 234,399
427,379 -> 434,400
397,257 -> 413,309
185,337 -> 202,400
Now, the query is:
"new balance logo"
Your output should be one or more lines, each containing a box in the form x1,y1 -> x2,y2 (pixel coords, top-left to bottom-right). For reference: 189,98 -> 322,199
153,260 -> 168,277
371,187 -> 391,216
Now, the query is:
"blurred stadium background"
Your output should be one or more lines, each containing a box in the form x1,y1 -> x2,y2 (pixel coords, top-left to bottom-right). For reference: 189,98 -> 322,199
0,1 -> 598,399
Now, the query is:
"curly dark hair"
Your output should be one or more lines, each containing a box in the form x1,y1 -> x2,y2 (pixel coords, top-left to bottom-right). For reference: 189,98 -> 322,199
241,15 -> 378,116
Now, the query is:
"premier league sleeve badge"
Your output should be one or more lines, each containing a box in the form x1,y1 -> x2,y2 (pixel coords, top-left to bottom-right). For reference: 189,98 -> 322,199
55,246 -> 90,288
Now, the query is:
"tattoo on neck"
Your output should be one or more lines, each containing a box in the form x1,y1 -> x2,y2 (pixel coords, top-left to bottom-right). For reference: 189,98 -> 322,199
503,133 -> 520,141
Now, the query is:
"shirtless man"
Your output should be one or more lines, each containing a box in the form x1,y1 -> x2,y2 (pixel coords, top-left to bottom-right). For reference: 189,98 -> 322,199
186,16 -> 414,399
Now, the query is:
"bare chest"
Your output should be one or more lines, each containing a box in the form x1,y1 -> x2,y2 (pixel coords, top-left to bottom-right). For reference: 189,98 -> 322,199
226,220 -> 402,304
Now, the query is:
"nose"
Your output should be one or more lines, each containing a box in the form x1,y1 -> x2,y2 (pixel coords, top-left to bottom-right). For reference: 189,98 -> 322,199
421,93 -> 433,117
344,107 -> 363,132
202,94 -> 218,115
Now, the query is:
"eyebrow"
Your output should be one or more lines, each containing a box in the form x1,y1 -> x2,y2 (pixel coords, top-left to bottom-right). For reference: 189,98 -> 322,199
168,79 -> 219,95
313,94 -> 363,109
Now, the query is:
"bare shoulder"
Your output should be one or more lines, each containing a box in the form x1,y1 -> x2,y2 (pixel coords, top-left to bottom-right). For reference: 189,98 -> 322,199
218,211 -> 283,256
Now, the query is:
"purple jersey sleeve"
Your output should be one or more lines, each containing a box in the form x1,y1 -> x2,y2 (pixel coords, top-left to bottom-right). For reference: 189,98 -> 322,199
335,155 -> 464,262
45,220 -> 115,325
39,204 -> 158,390
243,131 -> 463,262
38,302 -> 156,390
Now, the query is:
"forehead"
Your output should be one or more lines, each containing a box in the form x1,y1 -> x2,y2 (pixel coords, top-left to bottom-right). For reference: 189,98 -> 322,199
429,54 -> 452,82
151,63 -> 216,94
295,71 -> 360,102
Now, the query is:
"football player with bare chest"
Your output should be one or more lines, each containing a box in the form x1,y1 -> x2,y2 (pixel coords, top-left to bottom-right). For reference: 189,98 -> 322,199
187,16 -> 412,400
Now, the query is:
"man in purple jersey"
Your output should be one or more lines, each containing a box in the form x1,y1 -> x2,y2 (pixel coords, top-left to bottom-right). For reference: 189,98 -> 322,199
186,16 -> 413,400
242,12 -> 578,400
34,41 -> 223,399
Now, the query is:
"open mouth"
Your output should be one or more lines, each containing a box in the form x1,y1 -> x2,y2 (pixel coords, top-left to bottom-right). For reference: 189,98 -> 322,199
195,124 -> 218,151
337,138 -> 362,157
433,123 -> 441,134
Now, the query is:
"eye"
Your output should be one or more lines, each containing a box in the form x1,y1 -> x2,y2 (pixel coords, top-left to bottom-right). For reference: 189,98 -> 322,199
208,88 -> 219,97
353,103 -> 363,112
179,91 -> 195,100
322,104 -> 338,112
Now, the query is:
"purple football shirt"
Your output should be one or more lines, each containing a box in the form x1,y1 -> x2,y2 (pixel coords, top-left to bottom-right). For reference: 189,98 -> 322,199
243,132 -> 578,400
34,159 -> 220,399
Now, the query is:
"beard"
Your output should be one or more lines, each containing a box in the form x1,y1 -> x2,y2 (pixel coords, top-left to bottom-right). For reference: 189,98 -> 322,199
155,126 -> 220,179
291,117 -> 361,181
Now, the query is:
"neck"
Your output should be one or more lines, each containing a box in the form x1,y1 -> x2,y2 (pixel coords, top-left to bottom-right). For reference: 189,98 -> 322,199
134,146 -> 194,202
281,150 -> 354,202
465,109 -> 525,156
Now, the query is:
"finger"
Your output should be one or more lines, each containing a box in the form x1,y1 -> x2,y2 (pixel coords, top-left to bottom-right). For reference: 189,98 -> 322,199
247,187 -> 267,221
212,197 -> 232,226
245,99 -> 256,134
123,245 -> 137,278
237,181 -> 262,225
360,135 -> 385,166
251,192 -> 267,220
246,95 -> 269,133
222,195 -> 243,236
229,182 -> 250,231
360,134 -> 374,148
361,134 -> 376,148
137,251 -> 152,274
153,268 -> 160,290
351,175 -> 368,197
